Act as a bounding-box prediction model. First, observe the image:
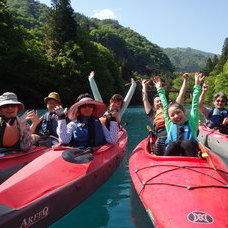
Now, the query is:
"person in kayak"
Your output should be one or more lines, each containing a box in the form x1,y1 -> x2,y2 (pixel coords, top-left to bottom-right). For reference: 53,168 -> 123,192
0,92 -> 32,152
142,73 -> 190,155
199,83 -> 228,134
88,71 -> 136,127
152,73 -> 204,156
54,93 -> 119,148
25,92 -> 66,146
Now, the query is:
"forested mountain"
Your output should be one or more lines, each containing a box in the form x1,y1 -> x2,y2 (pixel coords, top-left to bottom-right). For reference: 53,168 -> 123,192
163,47 -> 216,72
1,0 -> 227,107
1,0 -> 174,107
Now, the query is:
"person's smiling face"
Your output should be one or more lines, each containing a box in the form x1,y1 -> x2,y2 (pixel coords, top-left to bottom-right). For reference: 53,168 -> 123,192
79,104 -> 95,117
46,99 -> 60,112
0,104 -> 19,118
110,100 -> 123,111
168,106 -> 185,124
213,96 -> 226,110
153,97 -> 162,109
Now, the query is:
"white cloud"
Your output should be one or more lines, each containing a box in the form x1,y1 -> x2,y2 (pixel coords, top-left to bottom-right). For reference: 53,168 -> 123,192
92,9 -> 117,20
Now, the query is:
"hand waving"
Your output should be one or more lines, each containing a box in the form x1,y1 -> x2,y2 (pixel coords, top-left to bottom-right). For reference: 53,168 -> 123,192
152,76 -> 163,89
54,106 -> 66,120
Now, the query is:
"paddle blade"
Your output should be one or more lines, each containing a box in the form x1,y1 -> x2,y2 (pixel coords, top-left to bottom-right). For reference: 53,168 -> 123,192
146,125 -> 152,132
198,142 -> 217,170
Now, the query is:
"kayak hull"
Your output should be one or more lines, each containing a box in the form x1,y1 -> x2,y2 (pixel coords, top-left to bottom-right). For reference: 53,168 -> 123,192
198,124 -> 228,160
129,136 -> 228,228
0,129 -> 127,227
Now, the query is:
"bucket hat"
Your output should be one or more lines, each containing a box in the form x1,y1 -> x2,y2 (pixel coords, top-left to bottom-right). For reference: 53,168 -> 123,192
0,92 -> 24,112
44,92 -> 62,104
68,97 -> 107,120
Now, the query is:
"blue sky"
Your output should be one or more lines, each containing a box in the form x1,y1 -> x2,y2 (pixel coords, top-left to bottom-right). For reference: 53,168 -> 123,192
38,0 -> 228,54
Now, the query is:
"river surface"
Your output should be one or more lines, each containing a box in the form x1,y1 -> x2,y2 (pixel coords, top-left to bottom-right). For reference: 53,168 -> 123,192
46,106 -> 227,228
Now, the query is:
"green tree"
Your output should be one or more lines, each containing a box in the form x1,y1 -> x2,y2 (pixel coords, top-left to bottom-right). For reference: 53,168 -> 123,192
214,73 -> 228,96
212,38 -> 228,75
45,0 -> 77,56
202,57 -> 213,75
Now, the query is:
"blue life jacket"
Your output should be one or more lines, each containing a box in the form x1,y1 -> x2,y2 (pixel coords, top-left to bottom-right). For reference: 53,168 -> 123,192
71,116 -> 106,148
166,121 -> 198,145
35,112 -> 58,137
207,108 -> 228,128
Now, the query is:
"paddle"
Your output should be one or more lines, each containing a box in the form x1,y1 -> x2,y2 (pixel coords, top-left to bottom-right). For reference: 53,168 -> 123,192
62,148 -> 94,164
198,142 -> 217,170
146,125 -> 156,153
0,147 -> 19,157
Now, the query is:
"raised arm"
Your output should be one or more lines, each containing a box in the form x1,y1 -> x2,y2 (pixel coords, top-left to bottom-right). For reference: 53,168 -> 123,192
118,78 -> 137,120
175,73 -> 189,104
141,79 -> 152,114
199,81 -> 208,112
88,71 -> 103,102
152,76 -> 171,131
189,73 -> 204,138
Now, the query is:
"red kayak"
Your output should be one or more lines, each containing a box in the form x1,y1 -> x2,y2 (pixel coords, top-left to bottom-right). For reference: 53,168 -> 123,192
198,123 -> 228,160
0,129 -> 127,227
0,146 -> 50,171
129,136 -> 228,228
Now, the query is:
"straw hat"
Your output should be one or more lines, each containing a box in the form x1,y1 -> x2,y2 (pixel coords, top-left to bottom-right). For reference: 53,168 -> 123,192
0,92 -> 24,112
68,97 -> 107,120
44,92 -> 62,104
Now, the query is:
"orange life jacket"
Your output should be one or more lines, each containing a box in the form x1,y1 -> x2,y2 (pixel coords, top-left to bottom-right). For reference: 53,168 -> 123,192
153,109 -> 165,128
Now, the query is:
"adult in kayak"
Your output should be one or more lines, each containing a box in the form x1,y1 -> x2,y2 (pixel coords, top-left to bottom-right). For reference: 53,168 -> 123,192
142,73 -> 190,155
26,92 -> 66,146
88,71 -> 136,127
199,82 -> 228,134
152,73 -> 204,156
54,93 -> 119,148
0,92 -> 32,152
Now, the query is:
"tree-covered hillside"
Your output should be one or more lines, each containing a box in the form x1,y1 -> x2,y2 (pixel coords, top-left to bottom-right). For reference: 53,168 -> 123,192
163,47 -> 216,72
1,0 -> 227,107
200,38 -> 228,103
1,0 -> 174,106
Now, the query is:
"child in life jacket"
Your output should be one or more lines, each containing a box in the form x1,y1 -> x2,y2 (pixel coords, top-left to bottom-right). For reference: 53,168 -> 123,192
54,93 -> 119,148
88,71 -> 136,126
199,83 -> 228,134
152,73 -> 204,156
142,73 -> 190,155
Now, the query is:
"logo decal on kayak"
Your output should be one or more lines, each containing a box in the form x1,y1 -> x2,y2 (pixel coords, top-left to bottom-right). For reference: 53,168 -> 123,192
20,206 -> 49,228
187,211 -> 213,224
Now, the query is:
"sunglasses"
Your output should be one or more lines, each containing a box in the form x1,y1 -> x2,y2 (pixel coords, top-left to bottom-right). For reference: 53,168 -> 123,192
80,104 -> 95,108
216,100 -> 226,103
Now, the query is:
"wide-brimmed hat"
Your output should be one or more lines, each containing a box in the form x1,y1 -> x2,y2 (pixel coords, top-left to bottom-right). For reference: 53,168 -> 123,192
68,97 -> 107,120
0,92 -> 24,112
44,92 -> 62,104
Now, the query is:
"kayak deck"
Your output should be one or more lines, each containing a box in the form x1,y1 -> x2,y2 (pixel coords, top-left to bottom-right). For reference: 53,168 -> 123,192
129,137 -> 228,228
